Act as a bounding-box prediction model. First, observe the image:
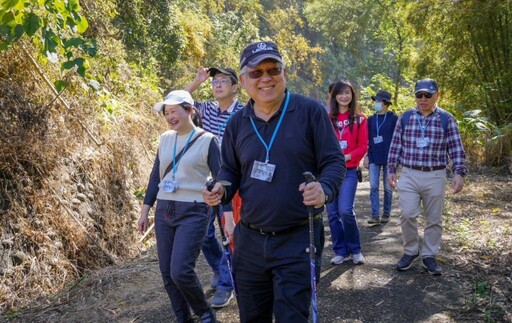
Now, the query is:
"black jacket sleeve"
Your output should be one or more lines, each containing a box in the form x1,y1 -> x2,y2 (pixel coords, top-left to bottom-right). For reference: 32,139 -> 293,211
143,151 -> 161,207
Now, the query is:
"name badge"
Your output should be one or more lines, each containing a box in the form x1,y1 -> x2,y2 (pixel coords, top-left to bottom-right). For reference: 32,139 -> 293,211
162,180 -> 178,193
373,136 -> 383,144
250,160 -> 276,182
339,140 -> 348,150
416,137 -> 430,148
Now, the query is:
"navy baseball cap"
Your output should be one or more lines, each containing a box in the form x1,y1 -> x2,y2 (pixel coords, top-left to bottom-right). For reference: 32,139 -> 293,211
239,41 -> 284,69
414,78 -> 439,94
209,67 -> 238,84
371,90 -> 392,104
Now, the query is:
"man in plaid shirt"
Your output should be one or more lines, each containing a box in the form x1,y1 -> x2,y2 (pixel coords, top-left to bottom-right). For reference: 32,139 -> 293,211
387,78 -> 468,276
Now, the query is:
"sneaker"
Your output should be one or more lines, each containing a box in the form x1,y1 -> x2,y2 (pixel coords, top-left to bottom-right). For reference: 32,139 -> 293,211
367,217 -> 381,226
381,215 -> 391,223
330,255 -> 351,265
396,253 -> 419,271
209,273 -> 219,289
352,253 -> 365,265
422,257 -> 443,276
200,308 -> 217,323
210,289 -> 234,308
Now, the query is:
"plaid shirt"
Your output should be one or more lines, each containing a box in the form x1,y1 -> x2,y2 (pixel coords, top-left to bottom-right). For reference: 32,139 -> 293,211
387,106 -> 468,175
194,99 -> 244,144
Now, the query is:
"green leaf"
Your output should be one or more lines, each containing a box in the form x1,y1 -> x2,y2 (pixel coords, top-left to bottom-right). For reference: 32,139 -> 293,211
1,11 -> 15,25
81,40 -> 97,56
43,28 -> 58,52
61,60 -> 75,70
12,24 -> 23,40
54,79 -> 67,92
76,65 -> 85,77
23,12 -> 40,36
65,16 -> 76,31
2,0 -> 20,11
75,14 -> 88,33
63,37 -> 84,48
0,40 -> 9,50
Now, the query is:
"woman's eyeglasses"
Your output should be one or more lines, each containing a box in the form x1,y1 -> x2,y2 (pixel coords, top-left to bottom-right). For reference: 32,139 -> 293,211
415,92 -> 434,99
245,67 -> 283,79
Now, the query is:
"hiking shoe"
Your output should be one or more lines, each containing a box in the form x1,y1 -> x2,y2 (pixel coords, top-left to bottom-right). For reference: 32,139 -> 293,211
381,215 -> 391,223
210,289 -> 234,308
367,217 -> 381,226
422,257 -> 443,276
209,273 -> 219,289
330,255 -> 351,265
200,308 -> 217,323
352,253 -> 365,265
396,253 -> 419,271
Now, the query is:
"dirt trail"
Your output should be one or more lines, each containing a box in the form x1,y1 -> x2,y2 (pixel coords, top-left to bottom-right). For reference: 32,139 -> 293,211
2,174 -> 495,322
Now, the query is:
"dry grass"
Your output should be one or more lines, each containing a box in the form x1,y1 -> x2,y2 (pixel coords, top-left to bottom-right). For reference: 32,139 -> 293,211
0,44 -> 164,313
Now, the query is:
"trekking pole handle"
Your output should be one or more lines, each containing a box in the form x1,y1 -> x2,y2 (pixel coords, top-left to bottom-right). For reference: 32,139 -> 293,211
303,171 -> 317,184
205,179 -> 220,213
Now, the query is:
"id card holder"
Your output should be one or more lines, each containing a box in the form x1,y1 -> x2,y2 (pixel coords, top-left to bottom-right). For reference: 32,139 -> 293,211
250,160 -> 276,182
339,140 -> 348,150
416,137 -> 430,148
162,180 -> 178,193
373,136 -> 383,144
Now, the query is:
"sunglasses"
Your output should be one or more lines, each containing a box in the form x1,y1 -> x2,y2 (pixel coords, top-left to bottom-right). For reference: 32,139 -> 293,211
211,79 -> 231,86
415,92 -> 434,99
245,67 -> 283,79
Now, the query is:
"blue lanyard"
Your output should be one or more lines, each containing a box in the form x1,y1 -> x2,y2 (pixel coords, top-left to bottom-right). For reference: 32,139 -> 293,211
172,129 -> 196,179
375,112 -> 387,137
249,92 -> 290,163
218,112 -> 233,138
416,113 -> 432,137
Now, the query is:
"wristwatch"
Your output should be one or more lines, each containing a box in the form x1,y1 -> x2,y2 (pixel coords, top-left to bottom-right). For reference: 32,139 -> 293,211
324,192 -> 329,204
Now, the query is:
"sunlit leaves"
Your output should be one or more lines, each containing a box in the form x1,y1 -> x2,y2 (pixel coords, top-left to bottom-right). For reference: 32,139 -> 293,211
0,0 -> 96,80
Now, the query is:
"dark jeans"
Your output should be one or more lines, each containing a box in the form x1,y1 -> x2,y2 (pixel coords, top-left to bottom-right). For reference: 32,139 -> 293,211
233,216 -> 324,323
202,205 -> 235,291
154,199 -> 211,323
201,209 -> 223,276
327,168 -> 362,256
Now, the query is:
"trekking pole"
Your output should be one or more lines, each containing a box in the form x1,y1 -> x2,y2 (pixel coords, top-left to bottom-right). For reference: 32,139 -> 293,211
303,171 -> 318,323
205,179 -> 237,296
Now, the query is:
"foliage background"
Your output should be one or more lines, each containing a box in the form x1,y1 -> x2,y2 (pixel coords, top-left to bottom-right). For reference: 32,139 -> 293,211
0,0 -> 510,316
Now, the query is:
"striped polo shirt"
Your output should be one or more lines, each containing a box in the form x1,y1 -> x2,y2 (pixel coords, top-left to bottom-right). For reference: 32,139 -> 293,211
194,99 -> 244,144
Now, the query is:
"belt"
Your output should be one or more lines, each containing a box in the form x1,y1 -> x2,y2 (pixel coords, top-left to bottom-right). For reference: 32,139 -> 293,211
242,214 -> 322,236
403,165 -> 446,172
346,167 -> 357,170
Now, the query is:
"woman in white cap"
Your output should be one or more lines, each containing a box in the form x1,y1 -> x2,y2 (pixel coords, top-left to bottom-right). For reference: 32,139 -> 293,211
137,90 -> 220,322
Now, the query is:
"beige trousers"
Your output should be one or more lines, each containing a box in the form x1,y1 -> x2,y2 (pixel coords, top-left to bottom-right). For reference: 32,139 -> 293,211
397,167 -> 447,257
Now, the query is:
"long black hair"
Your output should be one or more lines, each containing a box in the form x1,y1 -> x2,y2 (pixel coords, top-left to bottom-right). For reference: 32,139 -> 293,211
329,80 -> 359,132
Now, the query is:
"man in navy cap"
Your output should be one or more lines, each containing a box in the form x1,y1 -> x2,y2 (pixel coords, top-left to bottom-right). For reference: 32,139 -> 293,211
185,66 -> 244,308
387,78 -> 468,276
364,90 -> 398,226
202,41 -> 345,322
